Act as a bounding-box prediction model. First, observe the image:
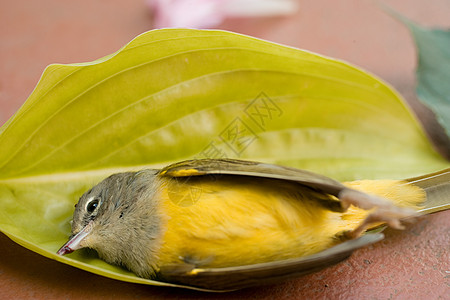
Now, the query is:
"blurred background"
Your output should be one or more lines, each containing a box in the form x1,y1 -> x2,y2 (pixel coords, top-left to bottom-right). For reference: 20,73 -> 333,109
0,0 -> 449,299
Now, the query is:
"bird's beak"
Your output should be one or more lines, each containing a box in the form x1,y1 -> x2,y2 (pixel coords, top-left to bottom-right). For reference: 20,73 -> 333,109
57,220 -> 94,255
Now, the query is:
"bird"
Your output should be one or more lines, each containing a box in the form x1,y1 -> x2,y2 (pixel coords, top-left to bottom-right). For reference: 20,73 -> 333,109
57,158 -> 449,291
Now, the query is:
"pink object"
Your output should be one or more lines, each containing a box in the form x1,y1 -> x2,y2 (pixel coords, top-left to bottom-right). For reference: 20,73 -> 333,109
148,0 -> 227,28
147,0 -> 298,28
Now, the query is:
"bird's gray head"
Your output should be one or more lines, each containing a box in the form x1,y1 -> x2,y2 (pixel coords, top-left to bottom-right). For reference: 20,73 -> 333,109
70,172 -> 139,235
57,170 -> 163,277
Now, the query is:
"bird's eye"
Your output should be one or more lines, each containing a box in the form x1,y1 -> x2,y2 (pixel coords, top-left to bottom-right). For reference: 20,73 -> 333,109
86,198 -> 100,213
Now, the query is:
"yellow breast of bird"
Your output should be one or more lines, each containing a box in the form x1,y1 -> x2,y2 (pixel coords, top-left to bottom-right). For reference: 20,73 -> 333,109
155,176 -> 349,268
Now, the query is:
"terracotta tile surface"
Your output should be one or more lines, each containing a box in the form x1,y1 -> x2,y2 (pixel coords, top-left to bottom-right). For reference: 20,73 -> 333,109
0,0 -> 449,299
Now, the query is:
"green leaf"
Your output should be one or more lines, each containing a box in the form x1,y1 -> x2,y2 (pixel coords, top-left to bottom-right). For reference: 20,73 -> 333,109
405,21 -> 450,137
0,29 -> 447,289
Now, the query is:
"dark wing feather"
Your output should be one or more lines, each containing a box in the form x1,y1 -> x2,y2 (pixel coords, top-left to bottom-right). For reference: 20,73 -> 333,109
158,233 -> 384,291
159,158 -> 345,197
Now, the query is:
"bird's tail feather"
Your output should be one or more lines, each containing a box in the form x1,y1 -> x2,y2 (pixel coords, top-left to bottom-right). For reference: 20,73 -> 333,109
405,168 -> 450,214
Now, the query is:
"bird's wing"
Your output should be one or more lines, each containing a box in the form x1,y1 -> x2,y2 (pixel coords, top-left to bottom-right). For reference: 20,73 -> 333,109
158,233 -> 384,291
158,158 -> 347,211
159,159 -> 345,195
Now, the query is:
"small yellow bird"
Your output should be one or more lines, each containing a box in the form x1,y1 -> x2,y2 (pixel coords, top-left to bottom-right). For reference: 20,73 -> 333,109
57,159 -> 449,290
